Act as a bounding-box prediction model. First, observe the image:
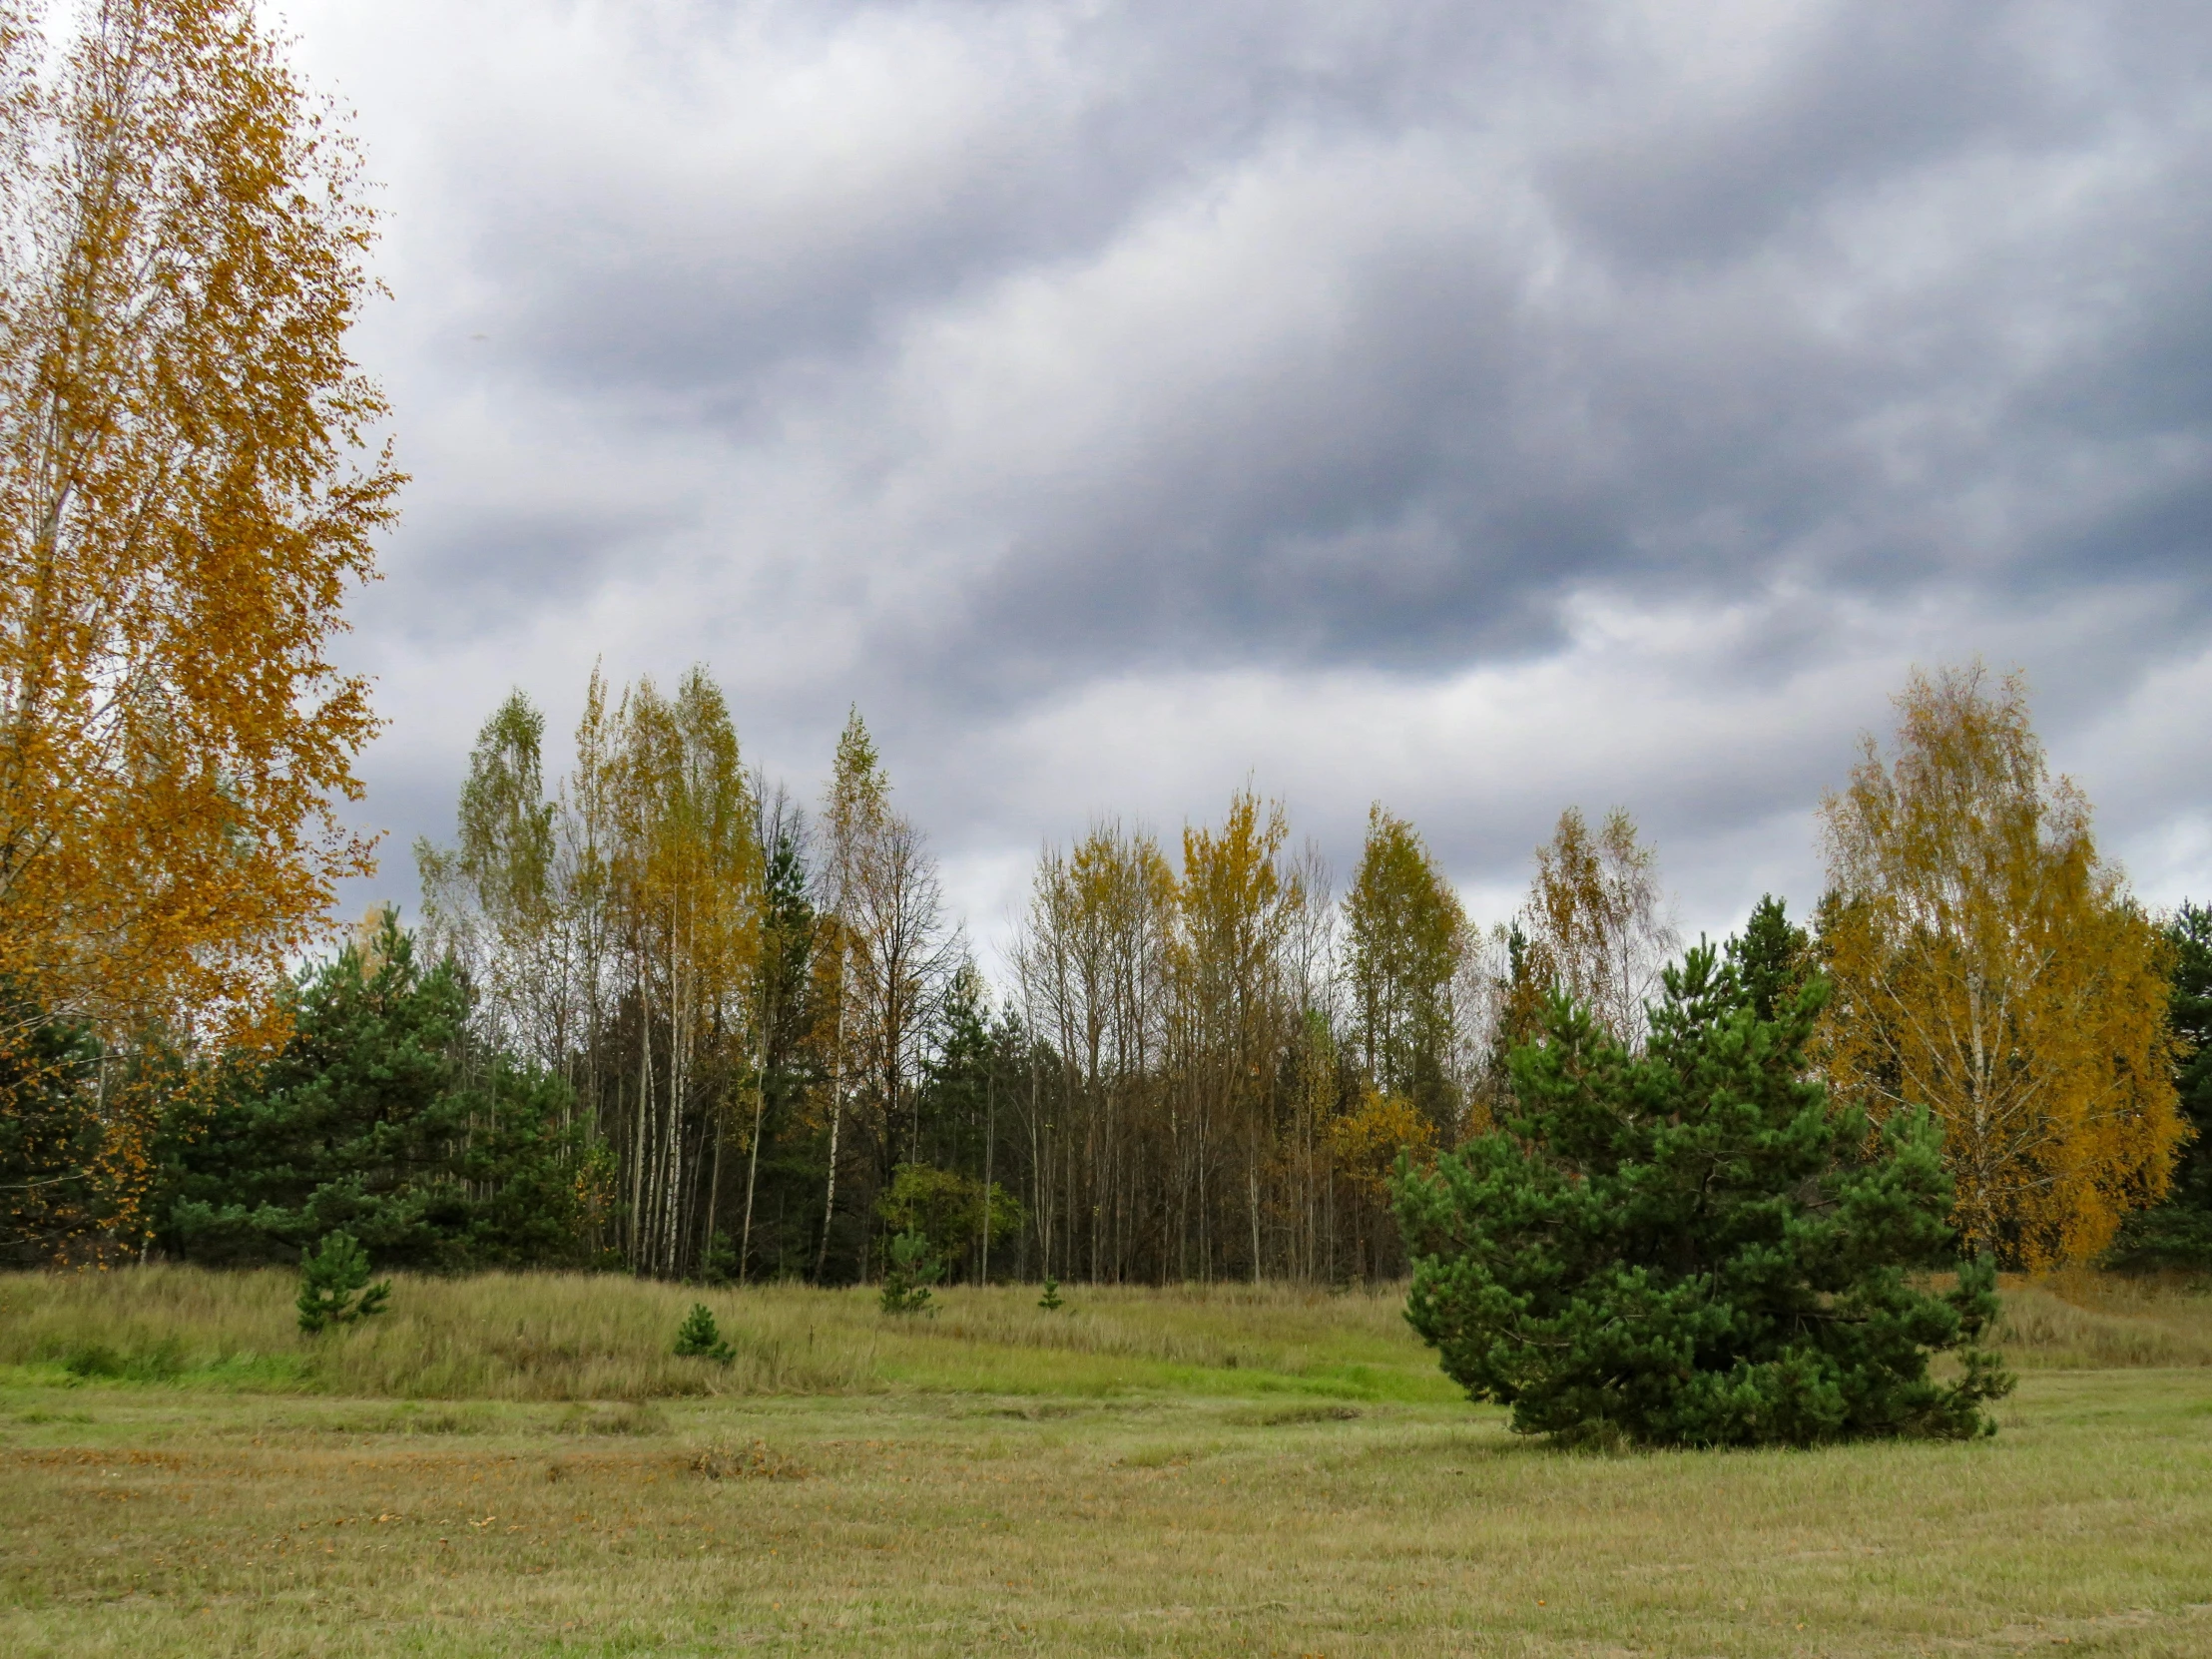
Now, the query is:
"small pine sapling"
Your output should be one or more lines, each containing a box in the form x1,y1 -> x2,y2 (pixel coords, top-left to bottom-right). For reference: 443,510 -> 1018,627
880,1229 -> 941,1315
295,1231 -> 390,1335
674,1304 -> 735,1362
1036,1277 -> 1063,1312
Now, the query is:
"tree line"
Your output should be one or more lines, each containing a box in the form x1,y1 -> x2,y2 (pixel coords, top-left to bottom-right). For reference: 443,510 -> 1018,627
10,657 -> 2197,1283
0,8 -> 2201,1289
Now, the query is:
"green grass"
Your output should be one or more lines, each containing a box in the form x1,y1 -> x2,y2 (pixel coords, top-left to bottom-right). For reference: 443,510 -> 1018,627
0,1268 -> 1457,1401
2,1268 -> 2210,1655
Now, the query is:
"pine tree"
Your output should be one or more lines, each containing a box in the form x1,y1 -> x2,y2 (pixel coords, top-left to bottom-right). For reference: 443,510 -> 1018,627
2107,901 -> 2212,1268
674,1303 -> 735,1362
879,1229 -> 941,1315
1727,894 -> 1809,1023
295,1231 -> 389,1334
160,913 -> 600,1269
1394,930 -> 2013,1447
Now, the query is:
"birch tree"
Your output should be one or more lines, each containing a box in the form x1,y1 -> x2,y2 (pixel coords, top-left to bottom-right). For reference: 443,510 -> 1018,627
0,1 -> 399,1249
1518,808 -> 1677,1049
1343,806 -> 1467,1132
1818,664 -> 2182,1266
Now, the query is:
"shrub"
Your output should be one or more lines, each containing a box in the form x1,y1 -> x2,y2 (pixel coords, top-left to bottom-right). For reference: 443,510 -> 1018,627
295,1230 -> 390,1335
879,1230 -> 940,1316
1393,937 -> 2014,1447
673,1303 -> 734,1362
1037,1277 -> 1063,1313
59,1338 -> 185,1382
874,1163 -> 1024,1283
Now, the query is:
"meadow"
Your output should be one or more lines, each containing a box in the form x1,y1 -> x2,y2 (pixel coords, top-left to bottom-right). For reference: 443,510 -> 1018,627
1,1269 -> 2209,1657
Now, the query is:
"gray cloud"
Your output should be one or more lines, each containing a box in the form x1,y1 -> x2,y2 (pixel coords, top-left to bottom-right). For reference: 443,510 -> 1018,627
289,0 -> 2212,955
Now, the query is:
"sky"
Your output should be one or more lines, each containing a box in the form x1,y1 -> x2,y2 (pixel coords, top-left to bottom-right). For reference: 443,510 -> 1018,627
284,0 -> 2212,972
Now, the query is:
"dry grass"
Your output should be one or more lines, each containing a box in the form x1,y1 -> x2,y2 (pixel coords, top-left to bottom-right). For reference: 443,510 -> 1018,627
1,1270 -> 2209,1656
1992,1273 -> 2212,1370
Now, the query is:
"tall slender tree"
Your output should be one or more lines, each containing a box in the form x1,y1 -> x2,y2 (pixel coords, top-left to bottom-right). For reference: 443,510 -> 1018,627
0,0 -> 400,1251
814,709 -> 887,1280
1343,806 -> 1468,1134
1517,808 -> 1677,1050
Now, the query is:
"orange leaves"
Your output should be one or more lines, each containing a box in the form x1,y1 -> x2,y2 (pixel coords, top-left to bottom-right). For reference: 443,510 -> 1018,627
0,5 -> 397,1252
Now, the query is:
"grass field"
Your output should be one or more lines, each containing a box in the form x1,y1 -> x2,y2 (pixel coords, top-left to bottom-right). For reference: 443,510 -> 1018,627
2,1270 -> 2209,1657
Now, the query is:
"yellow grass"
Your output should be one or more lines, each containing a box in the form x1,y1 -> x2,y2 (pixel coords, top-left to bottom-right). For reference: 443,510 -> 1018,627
1,1269 -> 2209,1656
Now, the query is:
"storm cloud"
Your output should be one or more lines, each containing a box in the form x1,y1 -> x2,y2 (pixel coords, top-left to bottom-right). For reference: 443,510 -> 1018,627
290,0 -> 2212,956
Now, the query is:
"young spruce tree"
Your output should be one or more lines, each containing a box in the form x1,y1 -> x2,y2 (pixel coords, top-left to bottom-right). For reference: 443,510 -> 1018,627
1394,916 -> 2013,1448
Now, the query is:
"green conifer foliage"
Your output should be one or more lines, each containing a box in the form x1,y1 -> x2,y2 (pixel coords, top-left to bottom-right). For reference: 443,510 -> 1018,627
0,997 -> 104,1265
879,1230 -> 941,1315
160,913 -> 603,1270
1394,926 -> 2013,1447
296,1231 -> 390,1334
2107,900 -> 2212,1269
1727,893 -> 1809,1023
674,1304 -> 735,1361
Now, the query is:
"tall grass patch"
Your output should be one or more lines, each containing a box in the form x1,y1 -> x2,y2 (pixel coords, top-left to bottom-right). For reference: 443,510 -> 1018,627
0,1269 -> 1441,1400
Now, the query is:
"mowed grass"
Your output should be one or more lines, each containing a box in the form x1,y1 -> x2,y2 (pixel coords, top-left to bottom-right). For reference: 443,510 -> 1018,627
0,1271 -> 2207,1657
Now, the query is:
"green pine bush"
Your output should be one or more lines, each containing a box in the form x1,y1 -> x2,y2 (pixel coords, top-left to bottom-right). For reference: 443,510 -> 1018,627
1036,1276 -> 1063,1312
295,1230 -> 390,1335
1393,928 -> 2014,1448
674,1304 -> 735,1362
879,1230 -> 941,1316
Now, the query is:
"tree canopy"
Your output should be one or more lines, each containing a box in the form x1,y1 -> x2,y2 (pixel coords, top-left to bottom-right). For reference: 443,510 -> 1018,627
1395,927 -> 2013,1447
1818,665 -> 2182,1268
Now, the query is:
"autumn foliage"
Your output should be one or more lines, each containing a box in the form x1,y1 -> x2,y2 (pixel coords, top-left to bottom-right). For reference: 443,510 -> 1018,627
1817,666 -> 2183,1268
0,1 -> 396,1254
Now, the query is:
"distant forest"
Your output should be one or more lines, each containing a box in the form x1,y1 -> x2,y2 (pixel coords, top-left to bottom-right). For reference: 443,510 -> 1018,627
11,661 -> 2196,1287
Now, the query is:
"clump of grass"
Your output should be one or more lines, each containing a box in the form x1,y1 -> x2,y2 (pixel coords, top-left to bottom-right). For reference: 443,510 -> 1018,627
59,1338 -> 187,1382
372,1402 -> 494,1435
691,1437 -> 806,1480
1117,1443 -> 1201,1468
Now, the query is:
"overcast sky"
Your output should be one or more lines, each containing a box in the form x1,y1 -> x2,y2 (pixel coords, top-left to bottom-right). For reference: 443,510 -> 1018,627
286,0 -> 2212,970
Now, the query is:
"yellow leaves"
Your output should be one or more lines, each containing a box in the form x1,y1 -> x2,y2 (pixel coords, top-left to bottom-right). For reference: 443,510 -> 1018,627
1328,1084 -> 1437,1203
0,1 -> 396,1066
1819,664 -> 2185,1267
1518,807 -> 1675,1049
1344,804 -> 1465,1117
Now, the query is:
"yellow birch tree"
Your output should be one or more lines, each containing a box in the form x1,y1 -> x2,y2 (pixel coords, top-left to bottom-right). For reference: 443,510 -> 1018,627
1818,664 -> 2182,1267
0,1 -> 398,1249
1343,805 -> 1467,1133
